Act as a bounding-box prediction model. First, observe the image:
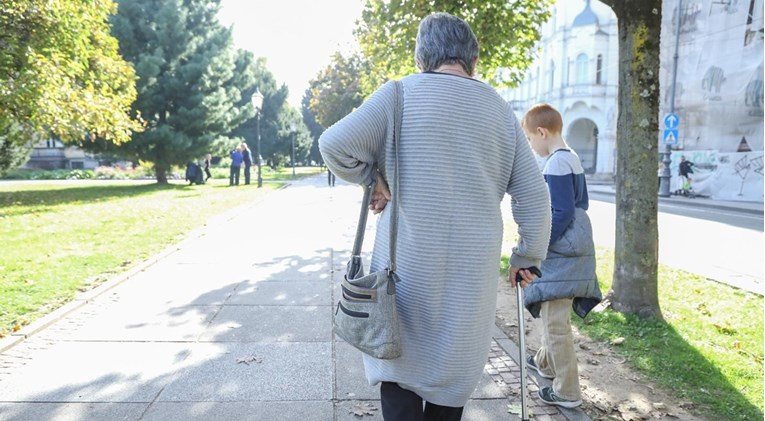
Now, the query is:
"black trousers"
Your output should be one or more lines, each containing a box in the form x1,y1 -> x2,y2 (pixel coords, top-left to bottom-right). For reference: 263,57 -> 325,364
380,382 -> 464,421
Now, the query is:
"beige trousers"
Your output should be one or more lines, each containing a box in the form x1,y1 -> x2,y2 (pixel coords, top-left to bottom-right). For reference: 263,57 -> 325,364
533,298 -> 581,400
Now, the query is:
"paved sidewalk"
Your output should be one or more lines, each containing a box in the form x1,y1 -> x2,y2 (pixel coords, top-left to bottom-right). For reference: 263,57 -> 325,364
0,175 -> 587,421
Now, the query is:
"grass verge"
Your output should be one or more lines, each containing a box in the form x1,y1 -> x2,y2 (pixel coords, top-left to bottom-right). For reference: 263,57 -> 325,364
0,167 -> 322,338
500,248 -> 764,420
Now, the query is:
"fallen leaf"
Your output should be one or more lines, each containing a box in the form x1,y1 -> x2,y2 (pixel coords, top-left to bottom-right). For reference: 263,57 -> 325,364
236,355 -> 262,365
349,402 -> 378,417
695,303 -> 711,316
713,323 -> 736,335
507,403 -> 533,417
507,404 -> 522,415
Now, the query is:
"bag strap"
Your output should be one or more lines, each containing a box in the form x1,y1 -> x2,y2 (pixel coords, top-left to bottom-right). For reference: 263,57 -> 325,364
350,80 -> 403,273
388,80 -> 402,273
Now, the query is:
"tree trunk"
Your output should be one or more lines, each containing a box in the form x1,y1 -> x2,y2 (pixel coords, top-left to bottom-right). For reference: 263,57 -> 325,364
155,165 -> 168,184
602,1 -> 663,319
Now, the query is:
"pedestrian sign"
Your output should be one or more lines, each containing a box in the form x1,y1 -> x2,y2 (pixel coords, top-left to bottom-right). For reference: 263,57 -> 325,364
664,113 -> 679,129
663,129 -> 679,145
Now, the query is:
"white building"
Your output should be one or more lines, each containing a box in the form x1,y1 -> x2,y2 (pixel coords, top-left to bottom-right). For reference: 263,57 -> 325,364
501,0 -> 619,176
503,0 -> 763,201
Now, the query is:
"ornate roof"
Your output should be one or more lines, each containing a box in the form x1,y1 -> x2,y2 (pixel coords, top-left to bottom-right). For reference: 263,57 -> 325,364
572,0 -> 599,27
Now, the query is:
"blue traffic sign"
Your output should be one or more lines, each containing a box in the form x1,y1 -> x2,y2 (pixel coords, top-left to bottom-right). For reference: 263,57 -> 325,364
664,113 -> 680,129
663,129 -> 679,145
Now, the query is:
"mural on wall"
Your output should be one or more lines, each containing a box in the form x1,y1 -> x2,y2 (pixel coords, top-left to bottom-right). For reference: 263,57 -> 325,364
669,150 -> 764,201
660,0 -> 764,201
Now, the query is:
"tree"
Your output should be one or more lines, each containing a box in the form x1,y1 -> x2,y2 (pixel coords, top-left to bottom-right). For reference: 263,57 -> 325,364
106,0 -> 253,183
279,107 -> 313,166
301,88 -> 325,166
308,51 -> 366,128
0,0 -> 140,175
354,0 -> 552,95
248,58 -> 290,167
599,0 -> 663,319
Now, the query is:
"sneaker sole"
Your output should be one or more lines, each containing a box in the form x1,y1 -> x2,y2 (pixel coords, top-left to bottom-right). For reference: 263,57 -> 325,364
527,359 -> 554,379
537,391 -> 582,408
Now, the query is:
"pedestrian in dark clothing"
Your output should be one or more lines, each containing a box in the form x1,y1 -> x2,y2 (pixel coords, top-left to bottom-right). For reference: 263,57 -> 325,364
241,142 -> 253,185
204,153 -> 212,182
230,146 -> 243,186
679,155 -> 694,192
327,168 -> 336,187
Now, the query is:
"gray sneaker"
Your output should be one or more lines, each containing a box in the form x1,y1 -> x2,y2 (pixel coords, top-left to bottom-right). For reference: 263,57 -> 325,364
526,356 -> 554,379
538,386 -> 582,408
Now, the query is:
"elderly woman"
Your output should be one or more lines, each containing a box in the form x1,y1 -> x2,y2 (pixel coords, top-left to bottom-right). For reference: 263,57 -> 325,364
320,12 -> 551,420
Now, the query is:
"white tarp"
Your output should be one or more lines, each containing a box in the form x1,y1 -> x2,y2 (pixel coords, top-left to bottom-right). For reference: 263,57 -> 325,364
669,150 -> 764,201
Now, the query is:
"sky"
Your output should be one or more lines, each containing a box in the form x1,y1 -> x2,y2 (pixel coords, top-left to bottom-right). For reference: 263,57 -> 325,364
218,0 -> 366,108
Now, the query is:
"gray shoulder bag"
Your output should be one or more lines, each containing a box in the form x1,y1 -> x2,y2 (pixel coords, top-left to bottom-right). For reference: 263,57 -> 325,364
333,81 -> 402,360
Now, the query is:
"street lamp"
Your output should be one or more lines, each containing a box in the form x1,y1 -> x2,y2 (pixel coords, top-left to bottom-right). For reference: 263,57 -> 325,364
289,122 -> 296,177
659,0 -> 683,197
251,89 -> 264,187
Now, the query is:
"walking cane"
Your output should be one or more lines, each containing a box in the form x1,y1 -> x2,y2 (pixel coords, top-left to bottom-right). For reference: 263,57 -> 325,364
515,267 -> 541,421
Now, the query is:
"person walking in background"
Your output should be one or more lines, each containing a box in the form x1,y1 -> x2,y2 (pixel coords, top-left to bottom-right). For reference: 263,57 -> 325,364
319,13 -> 551,420
520,103 -> 602,409
230,146 -> 243,186
327,168 -> 336,187
204,153 -> 212,182
241,142 -> 253,185
678,155 -> 695,193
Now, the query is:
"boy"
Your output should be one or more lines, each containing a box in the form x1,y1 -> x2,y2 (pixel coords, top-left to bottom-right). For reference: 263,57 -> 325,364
520,103 -> 602,408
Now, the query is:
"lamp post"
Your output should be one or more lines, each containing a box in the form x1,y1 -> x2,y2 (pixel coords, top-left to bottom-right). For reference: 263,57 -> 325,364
251,89 -> 264,188
289,122 -> 296,177
659,0 -> 682,197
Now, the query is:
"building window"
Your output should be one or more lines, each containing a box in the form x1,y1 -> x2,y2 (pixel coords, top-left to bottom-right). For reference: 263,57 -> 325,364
576,53 -> 589,84
549,60 -> 555,91
596,54 -> 603,85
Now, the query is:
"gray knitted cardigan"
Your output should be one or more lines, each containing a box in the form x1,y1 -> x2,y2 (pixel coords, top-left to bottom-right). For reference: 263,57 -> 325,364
319,73 -> 551,407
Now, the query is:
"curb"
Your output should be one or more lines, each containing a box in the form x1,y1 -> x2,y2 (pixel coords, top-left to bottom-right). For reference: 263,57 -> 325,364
588,188 -> 763,216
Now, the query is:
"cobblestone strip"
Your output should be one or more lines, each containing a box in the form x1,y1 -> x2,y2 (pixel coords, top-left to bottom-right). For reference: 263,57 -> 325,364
486,341 -> 569,420
0,293 -> 118,382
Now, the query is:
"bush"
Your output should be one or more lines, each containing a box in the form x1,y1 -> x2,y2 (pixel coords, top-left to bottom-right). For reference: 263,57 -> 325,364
2,168 -> 95,180
94,166 -> 130,180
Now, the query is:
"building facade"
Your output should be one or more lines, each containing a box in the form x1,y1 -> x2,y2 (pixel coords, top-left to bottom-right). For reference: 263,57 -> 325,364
503,0 -> 764,201
660,0 -> 763,201
501,0 -> 619,176
24,139 -> 99,171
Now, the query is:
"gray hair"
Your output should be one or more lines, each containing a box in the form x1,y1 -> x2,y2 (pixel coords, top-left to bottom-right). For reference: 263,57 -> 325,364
415,13 -> 479,75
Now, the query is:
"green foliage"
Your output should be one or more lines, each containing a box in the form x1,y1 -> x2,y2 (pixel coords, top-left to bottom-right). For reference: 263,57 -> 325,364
301,88 -> 325,165
2,166 -> 157,181
354,0 -> 553,95
105,0 -> 254,183
229,55 -> 307,168
309,51 -> 367,128
0,0 -> 141,175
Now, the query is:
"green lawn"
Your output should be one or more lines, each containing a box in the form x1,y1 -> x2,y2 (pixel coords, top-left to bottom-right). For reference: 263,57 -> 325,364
0,166 -> 322,338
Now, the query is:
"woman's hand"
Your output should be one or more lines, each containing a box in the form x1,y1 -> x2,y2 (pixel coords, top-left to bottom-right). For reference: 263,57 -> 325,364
509,266 -> 538,288
369,173 -> 391,214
